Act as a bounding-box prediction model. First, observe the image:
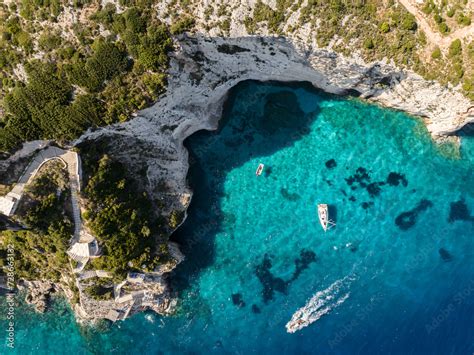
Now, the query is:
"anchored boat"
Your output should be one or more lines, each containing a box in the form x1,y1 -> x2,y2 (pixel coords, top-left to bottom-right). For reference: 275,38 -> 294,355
318,203 -> 336,231
256,163 -> 264,176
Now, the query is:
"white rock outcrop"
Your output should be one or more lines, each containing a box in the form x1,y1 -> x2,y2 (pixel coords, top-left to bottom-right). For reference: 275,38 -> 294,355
76,34 -> 474,212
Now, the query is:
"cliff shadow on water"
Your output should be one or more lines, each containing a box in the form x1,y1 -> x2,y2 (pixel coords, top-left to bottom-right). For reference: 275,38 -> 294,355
170,80 -> 349,294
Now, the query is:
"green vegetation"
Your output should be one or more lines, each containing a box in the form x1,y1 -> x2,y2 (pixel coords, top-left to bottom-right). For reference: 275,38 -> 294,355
82,154 -> 169,278
422,0 -> 472,32
449,39 -> 463,57
242,0 -> 473,99
170,16 -> 196,35
0,62 -> 105,151
0,1 -> 185,153
431,46 -> 442,59
0,161 -> 72,281
83,277 -> 114,300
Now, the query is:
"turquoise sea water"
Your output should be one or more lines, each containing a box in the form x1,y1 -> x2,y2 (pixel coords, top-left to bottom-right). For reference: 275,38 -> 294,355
1,81 -> 473,354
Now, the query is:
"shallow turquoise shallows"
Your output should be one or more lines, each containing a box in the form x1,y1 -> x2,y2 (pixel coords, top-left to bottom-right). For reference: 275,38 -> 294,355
1,81 -> 473,354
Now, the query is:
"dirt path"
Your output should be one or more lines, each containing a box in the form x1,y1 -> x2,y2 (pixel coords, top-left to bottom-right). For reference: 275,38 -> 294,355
398,0 -> 474,49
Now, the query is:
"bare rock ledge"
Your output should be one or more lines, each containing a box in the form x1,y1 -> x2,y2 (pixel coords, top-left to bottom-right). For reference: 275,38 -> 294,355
76,34 -> 474,216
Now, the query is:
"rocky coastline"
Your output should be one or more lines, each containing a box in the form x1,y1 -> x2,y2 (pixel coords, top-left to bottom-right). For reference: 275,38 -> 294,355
70,33 -> 473,321
77,33 -> 474,217
3,32 -> 473,323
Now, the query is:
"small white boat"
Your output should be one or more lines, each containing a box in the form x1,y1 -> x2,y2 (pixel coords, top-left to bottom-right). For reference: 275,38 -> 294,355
256,163 -> 264,176
318,203 -> 335,232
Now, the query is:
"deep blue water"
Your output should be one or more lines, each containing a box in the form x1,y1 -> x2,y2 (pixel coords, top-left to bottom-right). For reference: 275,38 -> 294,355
1,81 -> 473,354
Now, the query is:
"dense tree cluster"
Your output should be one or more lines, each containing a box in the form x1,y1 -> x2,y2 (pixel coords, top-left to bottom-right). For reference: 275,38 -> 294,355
83,155 -> 168,278
0,62 -> 105,151
0,1 -> 187,153
0,161 -> 72,282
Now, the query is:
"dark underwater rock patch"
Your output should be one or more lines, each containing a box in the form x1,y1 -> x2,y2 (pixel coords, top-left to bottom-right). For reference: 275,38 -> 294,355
448,199 -> 473,223
439,248 -> 453,262
387,172 -> 408,187
280,187 -> 301,201
395,199 -> 433,230
255,254 -> 288,303
231,293 -> 246,308
345,167 -> 370,187
255,249 -> 317,303
345,167 -> 384,198
251,304 -> 261,314
367,182 -> 383,197
349,196 -> 356,202
361,201 -> 374,209
346,168 -> 407,199
325,159 -> 337,169
290,249 -> 317,282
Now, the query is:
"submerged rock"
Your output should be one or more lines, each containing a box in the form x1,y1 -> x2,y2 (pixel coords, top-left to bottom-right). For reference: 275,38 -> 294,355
325,159 -> 337,169
251,304 -> 261,314
395,199 -> 433,230
280,187 -> 301,201
290,249 -> 317,282
231,293 -> 246,308
386,172 -> 408,187
254,254 -> 288,303
448,199 -> 473,223
439,248 -> 453,262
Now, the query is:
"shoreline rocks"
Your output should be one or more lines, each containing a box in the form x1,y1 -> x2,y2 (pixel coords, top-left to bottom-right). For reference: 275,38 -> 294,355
6,32 -> 473,323
70,34 -> 473,322
18,280 -> 57,313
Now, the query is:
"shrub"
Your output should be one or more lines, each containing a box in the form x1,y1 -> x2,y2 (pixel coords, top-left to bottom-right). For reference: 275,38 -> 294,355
364,38 -> 374,49
438,22 -> 449,34
380,22 -> 390,33
449,39 -> 462,57
170,16 -> 195,35
401,14 -> 417,31
38,32 -> 62,51
456,13 -> 471,26
431,46 -> 441,60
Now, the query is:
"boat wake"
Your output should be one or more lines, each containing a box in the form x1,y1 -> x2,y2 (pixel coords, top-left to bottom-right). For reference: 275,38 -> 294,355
285,276 -> 353,333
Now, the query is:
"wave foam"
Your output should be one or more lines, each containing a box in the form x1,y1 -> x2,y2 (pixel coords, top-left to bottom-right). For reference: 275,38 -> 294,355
286,276 -> 353,333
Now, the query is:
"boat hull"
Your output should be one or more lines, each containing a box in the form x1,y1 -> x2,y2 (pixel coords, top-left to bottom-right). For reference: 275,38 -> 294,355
318,204 -> 329,231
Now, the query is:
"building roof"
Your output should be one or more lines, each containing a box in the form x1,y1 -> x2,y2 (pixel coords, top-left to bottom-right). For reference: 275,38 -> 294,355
0,196 -> 17,216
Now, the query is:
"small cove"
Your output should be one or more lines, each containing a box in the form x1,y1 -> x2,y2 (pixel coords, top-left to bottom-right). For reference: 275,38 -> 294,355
1,80 -> 473,354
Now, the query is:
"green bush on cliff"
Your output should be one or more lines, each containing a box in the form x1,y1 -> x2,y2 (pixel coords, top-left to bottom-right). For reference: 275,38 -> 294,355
84,279 -> 114,300
431,47 -> 442,60
0,162 -> 73,282
170,16 -> 196,35
449,39 -> 462,57
83,155 -> 168,277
